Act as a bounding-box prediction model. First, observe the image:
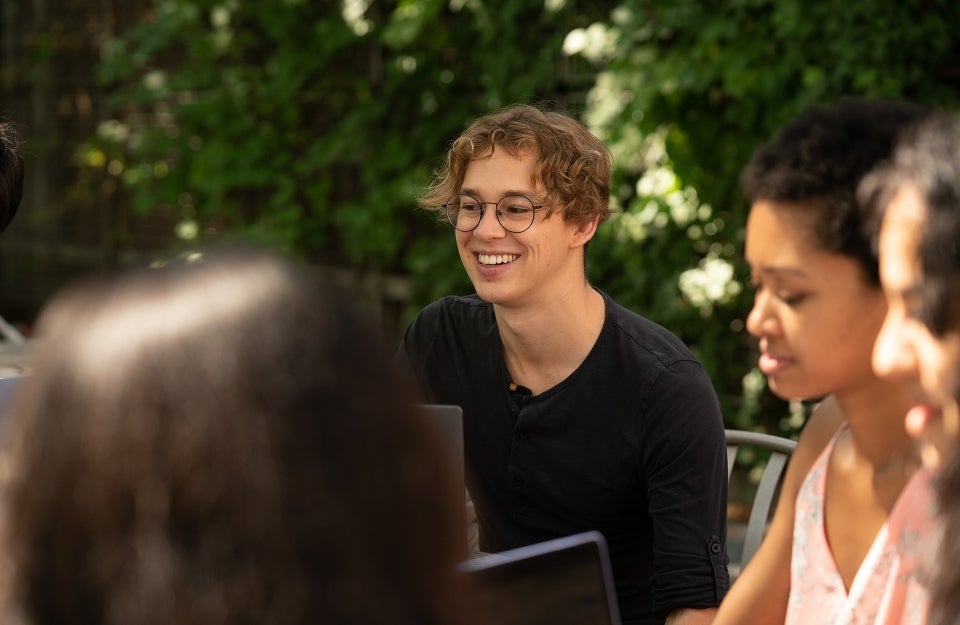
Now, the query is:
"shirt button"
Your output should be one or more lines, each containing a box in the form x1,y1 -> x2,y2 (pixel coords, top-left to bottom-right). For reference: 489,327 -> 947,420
517,430 -> 530,441
512,475 -> 524,487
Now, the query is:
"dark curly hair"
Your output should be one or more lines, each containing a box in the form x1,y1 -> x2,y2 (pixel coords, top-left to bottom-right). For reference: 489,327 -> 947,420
741,98 -> 928,286
0,121 -> 24,232
0,246 -> 475,625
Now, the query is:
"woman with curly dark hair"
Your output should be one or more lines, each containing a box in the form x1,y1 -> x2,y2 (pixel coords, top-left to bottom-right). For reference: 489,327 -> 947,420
0,246 -> 475,625
714,98 -> 935,625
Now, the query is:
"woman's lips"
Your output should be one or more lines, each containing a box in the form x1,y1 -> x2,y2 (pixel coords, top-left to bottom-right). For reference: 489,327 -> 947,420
904,403 -> 941,437
758,352 -> 794,375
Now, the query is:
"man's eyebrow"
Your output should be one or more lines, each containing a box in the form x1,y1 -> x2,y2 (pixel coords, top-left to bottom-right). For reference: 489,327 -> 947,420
459,188 -> 538,198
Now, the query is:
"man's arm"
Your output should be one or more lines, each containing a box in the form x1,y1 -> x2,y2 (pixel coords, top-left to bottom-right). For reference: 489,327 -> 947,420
710,397 -> 844,625
642,361 -> 730,616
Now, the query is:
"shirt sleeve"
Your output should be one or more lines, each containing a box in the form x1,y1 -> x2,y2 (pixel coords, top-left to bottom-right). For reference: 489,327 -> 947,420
640,358 -> 730,617
394,305 -> 439,403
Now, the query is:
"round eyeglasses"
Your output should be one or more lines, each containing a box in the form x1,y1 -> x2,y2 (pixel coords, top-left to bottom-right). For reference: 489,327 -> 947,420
442,193 -> 547,234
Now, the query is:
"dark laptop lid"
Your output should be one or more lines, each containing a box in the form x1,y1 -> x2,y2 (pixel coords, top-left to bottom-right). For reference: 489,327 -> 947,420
458,531 -> 622,625
417,404 -> 467,559
418,404 -> 464,476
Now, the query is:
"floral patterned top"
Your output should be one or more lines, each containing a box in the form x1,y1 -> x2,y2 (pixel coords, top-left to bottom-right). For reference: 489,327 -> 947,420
786,426 -> 939,625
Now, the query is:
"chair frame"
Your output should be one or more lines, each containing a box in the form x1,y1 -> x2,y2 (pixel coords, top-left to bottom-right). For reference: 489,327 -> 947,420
725,429 -> 797,571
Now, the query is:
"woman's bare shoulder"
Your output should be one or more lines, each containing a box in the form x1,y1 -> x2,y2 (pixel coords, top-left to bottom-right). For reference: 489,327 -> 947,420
789,395 -> 844,472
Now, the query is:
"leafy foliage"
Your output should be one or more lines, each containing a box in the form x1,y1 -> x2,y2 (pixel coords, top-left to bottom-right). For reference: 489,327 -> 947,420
76,0 -> 960,434
571,0 -> 960,432
81,0 -> 606,261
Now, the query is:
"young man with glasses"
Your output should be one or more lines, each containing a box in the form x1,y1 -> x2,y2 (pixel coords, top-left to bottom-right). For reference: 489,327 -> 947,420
398,103 -> 729,625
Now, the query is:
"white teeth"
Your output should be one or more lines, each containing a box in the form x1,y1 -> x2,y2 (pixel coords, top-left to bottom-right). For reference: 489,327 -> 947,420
478,253 -> 519,266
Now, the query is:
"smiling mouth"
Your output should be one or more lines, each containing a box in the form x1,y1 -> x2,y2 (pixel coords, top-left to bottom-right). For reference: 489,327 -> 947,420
478,253 -> 519,266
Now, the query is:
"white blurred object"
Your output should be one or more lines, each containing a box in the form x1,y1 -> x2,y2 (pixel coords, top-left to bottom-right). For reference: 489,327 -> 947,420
0,314 -> 32,376
467,488 -> 481,557
0,314 -> 25,345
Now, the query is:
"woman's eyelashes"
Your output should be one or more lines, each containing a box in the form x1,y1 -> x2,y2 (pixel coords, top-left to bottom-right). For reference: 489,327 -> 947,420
777,292 -> 808,306
750,279 -> 808,306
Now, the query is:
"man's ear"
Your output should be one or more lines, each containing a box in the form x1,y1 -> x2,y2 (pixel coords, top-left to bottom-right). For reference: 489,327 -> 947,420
570,216 -> 600,248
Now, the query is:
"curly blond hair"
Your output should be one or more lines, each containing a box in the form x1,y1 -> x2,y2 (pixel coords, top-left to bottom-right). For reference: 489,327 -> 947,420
419,103 -> 613,227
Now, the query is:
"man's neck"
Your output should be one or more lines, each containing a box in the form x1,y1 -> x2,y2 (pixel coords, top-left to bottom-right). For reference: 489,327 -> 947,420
494,284 -> 605,395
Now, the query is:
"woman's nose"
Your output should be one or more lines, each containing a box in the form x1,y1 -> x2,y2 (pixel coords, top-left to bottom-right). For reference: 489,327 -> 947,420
745,291 -> 777,338
872,313 -> 916,380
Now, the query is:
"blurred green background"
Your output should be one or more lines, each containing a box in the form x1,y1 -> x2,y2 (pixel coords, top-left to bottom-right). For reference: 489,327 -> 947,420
2,0 -> 960,437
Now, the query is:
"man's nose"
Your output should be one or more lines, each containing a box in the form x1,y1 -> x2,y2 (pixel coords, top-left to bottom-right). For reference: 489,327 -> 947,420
473,205 -> 505,238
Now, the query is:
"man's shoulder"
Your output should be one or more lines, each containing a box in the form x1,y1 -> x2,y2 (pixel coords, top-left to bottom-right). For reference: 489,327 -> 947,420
414,294 -> 491,323
404,294 -> 495,348
402,294 -> 496,372
601,292 -> 698,363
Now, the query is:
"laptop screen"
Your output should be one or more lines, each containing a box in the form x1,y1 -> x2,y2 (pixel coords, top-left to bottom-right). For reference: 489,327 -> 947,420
458,531 -> 622,625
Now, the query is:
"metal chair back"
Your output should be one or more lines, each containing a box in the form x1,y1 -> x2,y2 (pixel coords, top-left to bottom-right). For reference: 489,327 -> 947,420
725,429 -> 796,574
